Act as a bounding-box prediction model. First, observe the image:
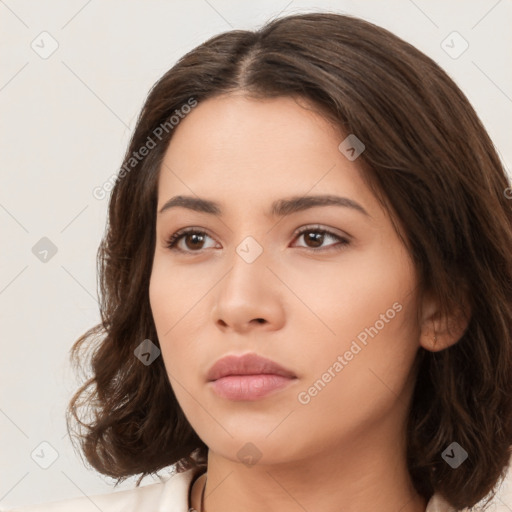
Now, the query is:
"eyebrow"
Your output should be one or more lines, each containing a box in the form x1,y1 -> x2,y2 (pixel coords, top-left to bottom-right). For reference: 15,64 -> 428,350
158,194 -> 370,218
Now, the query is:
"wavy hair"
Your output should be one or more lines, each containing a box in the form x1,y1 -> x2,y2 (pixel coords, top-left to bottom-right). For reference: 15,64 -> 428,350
66,11 -> 512,510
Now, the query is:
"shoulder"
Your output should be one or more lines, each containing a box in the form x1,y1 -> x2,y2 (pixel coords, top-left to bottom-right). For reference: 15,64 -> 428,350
426,493 -> 461,512
426,492 -> 512,512
2,467 -> 203,512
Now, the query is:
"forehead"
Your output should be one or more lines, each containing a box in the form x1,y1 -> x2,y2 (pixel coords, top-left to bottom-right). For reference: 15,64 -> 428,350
157,94 -> 374,212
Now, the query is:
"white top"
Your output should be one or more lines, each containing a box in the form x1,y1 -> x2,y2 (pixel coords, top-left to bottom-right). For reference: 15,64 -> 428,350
1,468 -> 471,512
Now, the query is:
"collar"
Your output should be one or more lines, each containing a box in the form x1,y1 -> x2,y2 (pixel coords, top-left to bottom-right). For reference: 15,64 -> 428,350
159,467 -> 463,512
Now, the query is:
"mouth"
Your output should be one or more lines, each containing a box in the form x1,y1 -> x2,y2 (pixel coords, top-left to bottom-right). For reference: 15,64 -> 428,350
206,353 -> 297,401
209,374 -> 297,401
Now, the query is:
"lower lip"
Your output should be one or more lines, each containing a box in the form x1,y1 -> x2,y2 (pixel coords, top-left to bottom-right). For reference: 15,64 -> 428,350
209,374 -> 296,401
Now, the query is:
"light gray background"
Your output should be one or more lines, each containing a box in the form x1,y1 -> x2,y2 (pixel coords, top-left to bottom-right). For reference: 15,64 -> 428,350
1,0 -> 511,509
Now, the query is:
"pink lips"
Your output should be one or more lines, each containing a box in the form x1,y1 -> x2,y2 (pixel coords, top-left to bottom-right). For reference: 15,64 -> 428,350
206,353 -> 297,401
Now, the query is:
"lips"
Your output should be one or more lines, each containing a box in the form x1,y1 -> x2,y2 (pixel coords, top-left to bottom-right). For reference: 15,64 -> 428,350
206,353 -> 296,381
206,353 -> 297,401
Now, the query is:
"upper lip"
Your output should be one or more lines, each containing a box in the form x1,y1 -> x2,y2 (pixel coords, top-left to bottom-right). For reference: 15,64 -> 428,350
206,353 -> 296,381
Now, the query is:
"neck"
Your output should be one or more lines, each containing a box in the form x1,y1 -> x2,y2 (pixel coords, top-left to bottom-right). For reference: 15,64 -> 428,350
190,432 -> 427,512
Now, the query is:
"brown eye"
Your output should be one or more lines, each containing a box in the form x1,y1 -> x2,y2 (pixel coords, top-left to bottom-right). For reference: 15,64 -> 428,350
165,229 -> 216,252
302,230 -> 325,248
164,225 -> 351,255
182,232 -> 206,250
292,226 -> 351,252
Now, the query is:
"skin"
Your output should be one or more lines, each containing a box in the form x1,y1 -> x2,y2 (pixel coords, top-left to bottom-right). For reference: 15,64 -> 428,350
149,93 -> 464,512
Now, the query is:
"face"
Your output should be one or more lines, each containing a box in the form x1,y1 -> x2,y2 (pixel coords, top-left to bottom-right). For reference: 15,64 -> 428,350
149,93 -> 423,465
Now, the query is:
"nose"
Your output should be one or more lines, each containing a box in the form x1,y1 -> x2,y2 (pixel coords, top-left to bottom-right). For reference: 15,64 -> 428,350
211,246 -> 286,334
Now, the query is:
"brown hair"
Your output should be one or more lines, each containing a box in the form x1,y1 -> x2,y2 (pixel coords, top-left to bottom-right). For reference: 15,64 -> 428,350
66,11 -> 512,509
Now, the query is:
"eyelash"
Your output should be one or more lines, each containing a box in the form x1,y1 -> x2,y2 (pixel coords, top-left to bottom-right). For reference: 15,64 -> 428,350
164,225 -> 351,254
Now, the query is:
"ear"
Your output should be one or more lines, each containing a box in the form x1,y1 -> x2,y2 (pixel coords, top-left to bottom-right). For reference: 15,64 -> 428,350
419,290 -> 471,352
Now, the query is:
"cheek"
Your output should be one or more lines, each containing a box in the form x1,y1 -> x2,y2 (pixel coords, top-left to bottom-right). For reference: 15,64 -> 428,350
149,261 -> 205,385
282,243 -> 416,345
292,298 -> 419,446
149,264 -> 182,374
149,268 -> 169,340
149,256 -> 198,335
149,252 -> 221,324
293,246 -> 419,400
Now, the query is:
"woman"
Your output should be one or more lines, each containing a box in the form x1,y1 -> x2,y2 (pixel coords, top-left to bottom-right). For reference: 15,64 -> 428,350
8,11 -> 512,512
